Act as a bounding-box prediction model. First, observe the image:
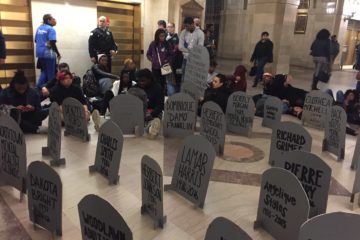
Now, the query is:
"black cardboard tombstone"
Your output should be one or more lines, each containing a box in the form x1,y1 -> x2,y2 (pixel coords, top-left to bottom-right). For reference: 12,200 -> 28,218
226,91 -> 255,137
110,94 -> 144,136
200,101 -> 226,156
302,90 -> 333,129
78,194 -> 132,240
322,105 -> 346,160
165,135 -> 216,208
181,81 -> 200,101
351,135 -> 360,170
62,97 -> 90,142
274,151 -> 331,218
254,168 -> 309,240
42,102 -> 65,166
0,115 -> 26,198
89,120 -> 123,185
204,217 -> 252,240
299,212 -> 360,240
141,155 -> 166,229
27,161 -> 62,236
269,121 -> 312,166
262,96 -> 283,128
163,93 -> 196,138
183,45 -> 210,97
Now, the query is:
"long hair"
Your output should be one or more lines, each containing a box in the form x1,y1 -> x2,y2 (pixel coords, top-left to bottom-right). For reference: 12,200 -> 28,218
10,70 -> 28,90
316,29 -> 330,41
154,28 -> 169,49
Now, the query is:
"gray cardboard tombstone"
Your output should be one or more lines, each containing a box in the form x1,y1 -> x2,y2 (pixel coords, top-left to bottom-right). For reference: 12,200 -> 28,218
89,120 -> 123,185
302,90 -> 333,129
226,91 -> 255,137
110,94 -> 144,135
165,135 -> 216,208
269,121 -> 312,165
62,97 -> 90,142
163,93 -> 196,138
322,105 -> 346,160
204,217 -> 252,240
0,115 -> 26,196
262,96 -> 283,128
351,135 -> 360,170
27,161 -> 62,236
254,168 -> 310,240
183,45 -> 210,97
141,155 -> 166,229
274,151 -> 331,218
299,212 -> 360,240
200,101 -> 226,156
78,194 -> 132,240
181,81 -> 200,101
351,161 -> 360,208
42,102 -> 65,166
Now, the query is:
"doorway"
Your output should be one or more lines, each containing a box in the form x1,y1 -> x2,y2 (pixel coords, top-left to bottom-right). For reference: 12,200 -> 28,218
343,19 -> 360,68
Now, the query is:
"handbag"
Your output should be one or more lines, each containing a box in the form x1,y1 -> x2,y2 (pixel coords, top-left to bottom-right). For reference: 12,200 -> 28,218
249,65 -> 257,77
317,71 -> 330,83
156,48 -> 172,76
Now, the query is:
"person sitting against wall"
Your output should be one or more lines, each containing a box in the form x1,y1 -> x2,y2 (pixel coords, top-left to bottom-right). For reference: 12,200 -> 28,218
92,54 -> 119,96
0,70 -> 48,133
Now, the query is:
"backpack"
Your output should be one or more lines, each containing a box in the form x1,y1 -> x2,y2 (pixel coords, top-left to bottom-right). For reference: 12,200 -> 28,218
82,69 -> 99,97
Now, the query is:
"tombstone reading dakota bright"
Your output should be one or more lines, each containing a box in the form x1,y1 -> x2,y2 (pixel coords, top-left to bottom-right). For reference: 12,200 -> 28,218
262,96 -> 283,128
27,161 -> 62,236
204,217 -> 252,240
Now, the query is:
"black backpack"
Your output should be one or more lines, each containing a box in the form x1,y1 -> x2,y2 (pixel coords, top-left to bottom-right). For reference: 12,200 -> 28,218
82,69 -> 99,97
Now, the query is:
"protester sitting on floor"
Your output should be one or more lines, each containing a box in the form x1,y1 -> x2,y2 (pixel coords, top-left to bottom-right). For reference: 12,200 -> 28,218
207,60 -> 218,85
122,58 -> 137,83
0,70 -> 48,133
91,54 -> 119,95
229,64 -> 247,92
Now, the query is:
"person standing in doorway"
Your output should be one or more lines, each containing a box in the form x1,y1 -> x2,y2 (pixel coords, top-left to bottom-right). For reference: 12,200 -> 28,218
250,31 -> 274,87
88,16 -> 118,72
330,35 -> 340,70
0,31 -> 6,65
194,17 -> 202,30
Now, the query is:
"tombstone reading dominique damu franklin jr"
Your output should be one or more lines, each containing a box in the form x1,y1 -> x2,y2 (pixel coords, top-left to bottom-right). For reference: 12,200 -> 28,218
262,96 -> 283,129
204,217 -> 252,240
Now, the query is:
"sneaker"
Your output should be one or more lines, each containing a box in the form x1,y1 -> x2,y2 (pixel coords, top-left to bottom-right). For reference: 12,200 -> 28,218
92,109 -> 101,132
148,118 -> 161,139
36,126 -> 48,134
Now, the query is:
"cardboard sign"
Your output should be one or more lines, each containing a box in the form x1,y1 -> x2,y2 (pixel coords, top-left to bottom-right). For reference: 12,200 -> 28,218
181,81 -> 199,101
183,45 -> 210,97
323,105 -> 346,160
262,96 -> 283,128
254,168 -> 309,240
302,90 -> 333,129
141,155 -> 166,229
163,93 -> 196,138
299,212 -> 360,240
204,217 -> 252,240
352,161 -> 360,207
27,161 -> 62,236
89,120 -> 123,185
42,102 -> 65,166
351,135 -> 360,170
226,91 -> 255,137
110,94 -> 144,135
165,135 -> 216,208
62,97 -> 90,142
274,151 -> 331,218
78,194 -> 132,240
269,121 -> 312,166
200,101 -> 226,156
0,115 -> 26,194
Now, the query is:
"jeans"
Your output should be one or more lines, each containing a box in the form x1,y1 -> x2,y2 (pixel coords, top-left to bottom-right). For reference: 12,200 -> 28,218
36,58 -> 56,88
98,78 -> 113,95
325,89 -> 344,104
166,74 -> 179,96
254,57 -> 268,83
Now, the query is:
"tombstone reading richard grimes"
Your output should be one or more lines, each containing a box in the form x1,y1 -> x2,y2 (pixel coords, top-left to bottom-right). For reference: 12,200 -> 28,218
78,194 -> 133,240
262,96 -> 283,128
89,120 -> 123,185
254,168 -> 309,240
204,217 -> 252,240
141,155 -> 166,229
27,161 -> 62,236
165,135 -> 216,208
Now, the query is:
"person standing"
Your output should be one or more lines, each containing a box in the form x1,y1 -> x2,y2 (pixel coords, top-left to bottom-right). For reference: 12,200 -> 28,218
330,35 -> 340,70
0,31 -> 6,65
250,31 -> 274,87
166,22 -> 182,95
194,17 -> 202,30
35,14 -> 61,88
88,16 -> 118,72
355,43 -> 360,70
157,20 -> 167,30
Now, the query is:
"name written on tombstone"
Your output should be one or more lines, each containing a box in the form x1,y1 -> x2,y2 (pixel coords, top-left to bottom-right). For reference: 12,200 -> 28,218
165,97 -> 195,131
227,93 -> 253,129
98,133 -> 118,177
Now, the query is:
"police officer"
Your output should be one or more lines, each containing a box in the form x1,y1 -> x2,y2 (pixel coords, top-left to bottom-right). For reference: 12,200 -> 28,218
88,16 -> 118,72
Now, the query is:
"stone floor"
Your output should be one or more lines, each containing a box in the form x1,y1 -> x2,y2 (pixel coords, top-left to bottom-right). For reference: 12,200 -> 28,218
1,63 -> 360,240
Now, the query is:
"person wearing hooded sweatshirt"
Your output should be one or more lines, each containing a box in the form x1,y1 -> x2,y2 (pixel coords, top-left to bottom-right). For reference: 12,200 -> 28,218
230,65 -> 247,92
91,54 -> 119,95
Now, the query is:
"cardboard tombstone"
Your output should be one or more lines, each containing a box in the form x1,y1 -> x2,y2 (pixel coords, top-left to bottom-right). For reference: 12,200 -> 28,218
89,120 -> 123,185
110,94 -> 144,136
181,81 -> 200,101
262,96 -> 283,128
322,105 -> 346,160
165,135 -> 216,208
254,168 -> 310,240
0,115 -> 26,197
226,91 -> 255,137
163,93 -> 196,138
183,45 -> 210,97
42,102 -> 65,166
351,161 -> 360,209
62,97 -> 90,142
302,90 -> 333,129
204,217 -> 252,240
274,151 -> 331,218
299,212 -> 360,240
351,135 -> 360,170
269,121 -> 312,166
78,194 -> 132,240
141,155 -> 166,229
27,161 -> 62,236
200,101 -> 226,156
